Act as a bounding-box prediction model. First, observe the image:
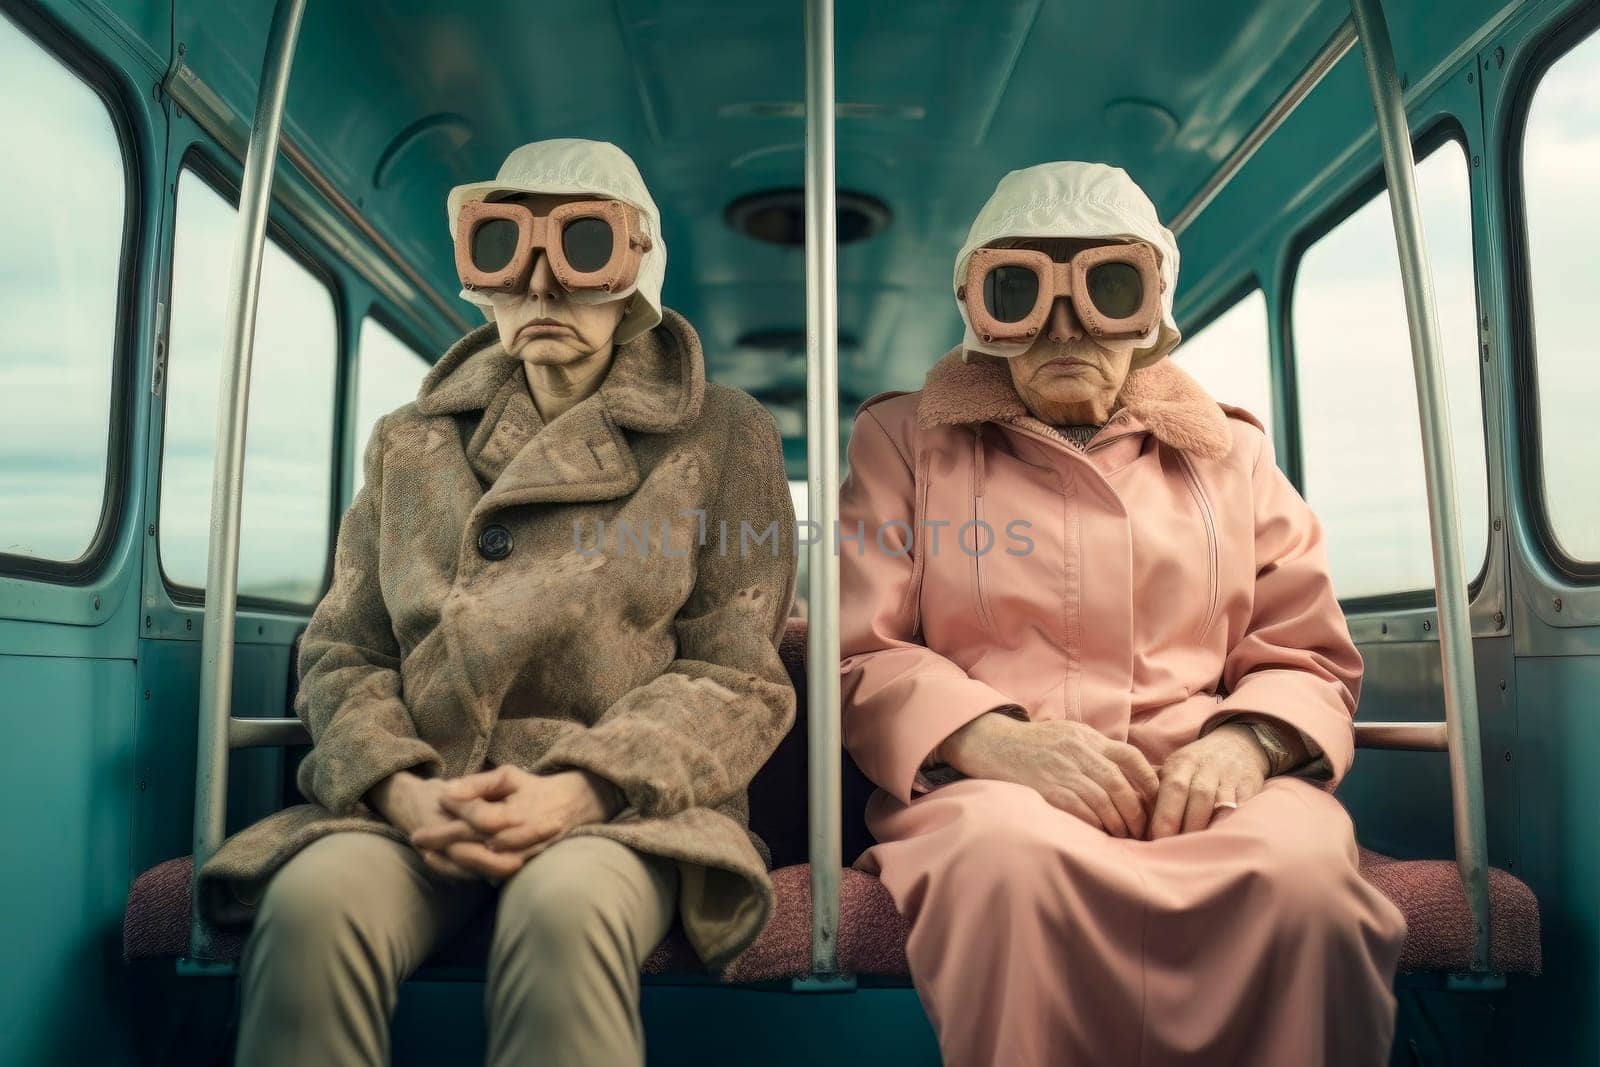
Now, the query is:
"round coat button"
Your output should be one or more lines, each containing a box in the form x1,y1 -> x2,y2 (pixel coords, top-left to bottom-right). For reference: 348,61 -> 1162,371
476,523 -> 513,561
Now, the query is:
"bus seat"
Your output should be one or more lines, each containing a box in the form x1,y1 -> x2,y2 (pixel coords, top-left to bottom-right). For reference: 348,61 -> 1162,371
746,620 -> 880,869
123,619 -> 1540,979
1358,849 -> 1541,975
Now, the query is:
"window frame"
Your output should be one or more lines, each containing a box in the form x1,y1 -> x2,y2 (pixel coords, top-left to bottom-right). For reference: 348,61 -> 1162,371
348,304 -> 436,494
1281,117 -> 1490,613
1178,273 -> 1276,433
1503,1 -> 1600,583
154,149 -> 348,612
362,305 -> 437,384
0,2 -> 142,585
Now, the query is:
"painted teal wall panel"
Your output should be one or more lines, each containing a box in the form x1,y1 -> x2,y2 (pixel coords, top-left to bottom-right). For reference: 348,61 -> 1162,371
386,982 -> 941,1066
133,637 -> 293,875
1509,655 -> 1600,1066
0,654 -> 137,1066
1341,637 -> 1522,872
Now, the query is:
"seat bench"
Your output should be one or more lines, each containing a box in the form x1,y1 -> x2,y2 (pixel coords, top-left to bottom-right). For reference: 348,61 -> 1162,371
122,847 -> 1540,978
125,620 -> 1540,978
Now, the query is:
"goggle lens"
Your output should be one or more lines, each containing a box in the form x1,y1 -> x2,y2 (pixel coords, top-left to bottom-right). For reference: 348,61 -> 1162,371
561,216 -> 615,274
1085,261 -> 1144,320
983,265 -> 1040,323
470,218 -> 521,273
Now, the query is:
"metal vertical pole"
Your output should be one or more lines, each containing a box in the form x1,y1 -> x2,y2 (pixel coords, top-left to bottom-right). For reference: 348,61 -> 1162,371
803,0 -> 842,977
189,0 -> 309,960
1349,0 -> 1491,971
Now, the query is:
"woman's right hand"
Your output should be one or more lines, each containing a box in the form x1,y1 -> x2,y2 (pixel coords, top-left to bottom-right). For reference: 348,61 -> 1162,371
368,771 -> 479,880
941,713 -> 1159,838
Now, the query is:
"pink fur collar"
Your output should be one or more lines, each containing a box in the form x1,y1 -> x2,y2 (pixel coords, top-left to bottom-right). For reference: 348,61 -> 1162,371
916,348 -> 1235,460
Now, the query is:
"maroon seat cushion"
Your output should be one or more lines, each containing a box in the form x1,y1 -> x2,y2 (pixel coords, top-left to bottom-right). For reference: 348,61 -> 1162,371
1357,848 -> 1541,975
122,856 -> 898,980
723,864 -> 911,982
123,853 -> 703,972
127,849 -> 1540,978
746,619 -> 877,870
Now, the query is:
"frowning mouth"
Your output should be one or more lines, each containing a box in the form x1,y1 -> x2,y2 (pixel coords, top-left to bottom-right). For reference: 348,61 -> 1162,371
1041,357 -> 1092,371
516,319 -> 573,340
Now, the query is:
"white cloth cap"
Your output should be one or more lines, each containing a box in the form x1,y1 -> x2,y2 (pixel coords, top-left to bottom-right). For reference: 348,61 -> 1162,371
447,139 -> 665,345
953,161 -> 1181,367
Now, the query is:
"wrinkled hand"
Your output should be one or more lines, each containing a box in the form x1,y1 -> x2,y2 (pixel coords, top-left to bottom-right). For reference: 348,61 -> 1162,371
943,713 -> 1160,838
368,771 -> 477,881
409,766 -> 623,881
1147,723 -> 1268,840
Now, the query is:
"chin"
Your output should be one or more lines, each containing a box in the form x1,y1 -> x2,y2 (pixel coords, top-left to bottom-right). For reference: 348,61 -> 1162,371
513,337 -> 590,364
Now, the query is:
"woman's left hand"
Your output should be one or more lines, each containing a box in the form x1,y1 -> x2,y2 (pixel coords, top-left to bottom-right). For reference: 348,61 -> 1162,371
1147,724 -> 1269,840
409,766 -> 623,880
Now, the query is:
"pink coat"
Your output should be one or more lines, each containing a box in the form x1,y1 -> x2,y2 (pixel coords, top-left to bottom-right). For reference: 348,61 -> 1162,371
840,349 -> 1363,804
838,350 -> 1404,1066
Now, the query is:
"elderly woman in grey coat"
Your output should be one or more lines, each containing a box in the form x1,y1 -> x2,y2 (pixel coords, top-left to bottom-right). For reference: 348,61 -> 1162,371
198,139 -> 796,1066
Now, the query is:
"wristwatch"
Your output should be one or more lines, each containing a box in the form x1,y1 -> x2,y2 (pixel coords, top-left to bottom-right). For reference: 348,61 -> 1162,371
1238,717 -> 1296,777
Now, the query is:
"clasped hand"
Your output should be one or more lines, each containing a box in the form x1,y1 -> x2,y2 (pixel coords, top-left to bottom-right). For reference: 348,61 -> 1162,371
943,713 -> 1269,839
373,766 -> 622,881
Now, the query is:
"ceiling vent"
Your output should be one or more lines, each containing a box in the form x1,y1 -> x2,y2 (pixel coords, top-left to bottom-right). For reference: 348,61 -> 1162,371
726,189 -> 891,246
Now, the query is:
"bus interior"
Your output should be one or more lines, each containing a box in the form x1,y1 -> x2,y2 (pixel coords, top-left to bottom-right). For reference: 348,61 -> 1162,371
1,0 -> 1597,1062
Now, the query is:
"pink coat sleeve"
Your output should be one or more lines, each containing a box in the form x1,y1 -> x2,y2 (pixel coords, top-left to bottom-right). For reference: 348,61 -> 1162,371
840,406 -> 1020,804
1204,429 -> 1364,785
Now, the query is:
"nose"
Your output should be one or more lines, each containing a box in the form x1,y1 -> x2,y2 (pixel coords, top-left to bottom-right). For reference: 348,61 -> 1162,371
1046,297 -> 1083,343
527,252 -> 562,304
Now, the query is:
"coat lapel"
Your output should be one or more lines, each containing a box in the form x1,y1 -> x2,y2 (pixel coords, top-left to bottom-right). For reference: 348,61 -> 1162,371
414,309 -> 706,518
915,347 -> 1235,460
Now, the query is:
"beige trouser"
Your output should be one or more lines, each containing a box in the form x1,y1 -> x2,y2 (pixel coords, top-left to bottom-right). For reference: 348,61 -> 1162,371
234,831 -> 679,1067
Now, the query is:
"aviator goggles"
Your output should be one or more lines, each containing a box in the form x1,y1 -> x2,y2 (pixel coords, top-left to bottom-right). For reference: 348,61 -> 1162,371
454,198 -> 653,298
959,241 -> 1164,345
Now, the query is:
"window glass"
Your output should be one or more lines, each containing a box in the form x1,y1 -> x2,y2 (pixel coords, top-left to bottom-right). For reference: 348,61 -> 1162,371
351,318 -> 431,497
159,170 -> 338,605
1521,28 -> 1600,562
1291,140 -> 1487,601
1176,288 -> 1274,440
0,15 -> 126,563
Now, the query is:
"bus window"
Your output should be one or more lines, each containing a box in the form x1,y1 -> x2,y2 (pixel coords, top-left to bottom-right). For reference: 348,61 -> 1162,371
0,13 -> 126,565
158,168 -> 338,606
351,317 -> 431,497
1520,26 -> 1600,564
1175,288 -> 1274,441
1290,139 -> 1487,602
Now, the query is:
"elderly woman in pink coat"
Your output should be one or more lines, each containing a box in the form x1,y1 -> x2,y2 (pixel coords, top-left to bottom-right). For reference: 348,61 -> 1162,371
838,161 -> 1407,1067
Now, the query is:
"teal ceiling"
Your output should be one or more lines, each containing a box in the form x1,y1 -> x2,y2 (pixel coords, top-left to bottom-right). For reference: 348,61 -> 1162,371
147,0 -> 1515,451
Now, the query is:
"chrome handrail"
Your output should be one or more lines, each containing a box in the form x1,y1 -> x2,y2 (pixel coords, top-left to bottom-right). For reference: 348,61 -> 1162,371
1350,0 -> 1492,972
229,717 -> 311,750
188,0 -> 308,962
1355,721 -> 1450,751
